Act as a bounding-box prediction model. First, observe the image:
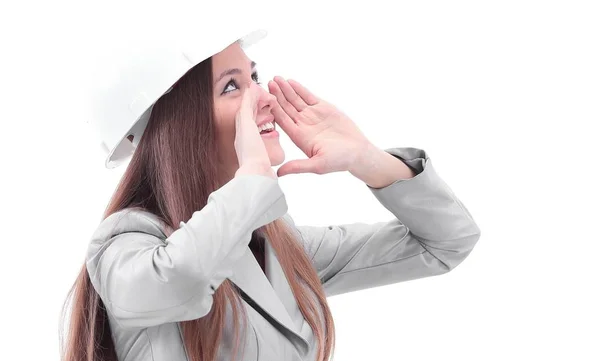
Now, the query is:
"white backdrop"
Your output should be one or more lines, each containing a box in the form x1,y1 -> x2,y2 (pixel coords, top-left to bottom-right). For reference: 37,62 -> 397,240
0,1 -> 598,360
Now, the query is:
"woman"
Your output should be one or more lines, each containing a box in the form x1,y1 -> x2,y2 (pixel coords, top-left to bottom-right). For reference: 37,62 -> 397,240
60,28 -> 481,361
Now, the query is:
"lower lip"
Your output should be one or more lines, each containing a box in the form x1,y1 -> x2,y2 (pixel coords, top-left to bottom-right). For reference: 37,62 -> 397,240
260,129 -> 279,138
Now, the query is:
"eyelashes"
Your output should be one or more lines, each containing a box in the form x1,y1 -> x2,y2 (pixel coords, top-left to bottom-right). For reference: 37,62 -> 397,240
251,71 -> 260,84
222,72 -> 261,95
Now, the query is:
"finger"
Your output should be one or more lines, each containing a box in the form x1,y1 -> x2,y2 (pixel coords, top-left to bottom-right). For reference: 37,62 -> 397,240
274,76 -> 307,112
269,95 -> 298,138
239,85 -> 259,129
268,80 -> 300,123
288,79 -> 319,106
243,84 -> 260,120
235,85 -> 261,150
277,158 -> 325,177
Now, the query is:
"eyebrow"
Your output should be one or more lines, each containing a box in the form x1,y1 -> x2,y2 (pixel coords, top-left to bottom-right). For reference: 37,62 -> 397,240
214,61 -> 256,85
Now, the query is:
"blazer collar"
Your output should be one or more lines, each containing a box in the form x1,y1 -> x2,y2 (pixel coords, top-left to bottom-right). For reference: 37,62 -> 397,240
228,237 -> 310,355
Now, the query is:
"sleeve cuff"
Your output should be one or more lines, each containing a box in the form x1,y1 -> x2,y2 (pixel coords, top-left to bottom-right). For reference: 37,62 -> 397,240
366,146 -> 435,214
365,146 -> 428,191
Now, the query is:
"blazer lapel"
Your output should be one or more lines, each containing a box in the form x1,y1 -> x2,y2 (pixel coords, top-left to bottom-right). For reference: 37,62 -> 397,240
228,244 -> 310,354
265,238 -> 324,340
265,239 -> 305,328
265,239 -> 316,352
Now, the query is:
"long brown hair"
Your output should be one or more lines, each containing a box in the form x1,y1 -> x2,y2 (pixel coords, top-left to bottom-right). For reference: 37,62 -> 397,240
59,55 -> 336,361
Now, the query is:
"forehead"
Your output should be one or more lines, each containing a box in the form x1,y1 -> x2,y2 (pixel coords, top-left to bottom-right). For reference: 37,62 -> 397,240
211,42 -> 252,73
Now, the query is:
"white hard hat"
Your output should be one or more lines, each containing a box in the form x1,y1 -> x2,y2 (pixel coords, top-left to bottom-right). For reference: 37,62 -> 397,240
84,9 -> 268,169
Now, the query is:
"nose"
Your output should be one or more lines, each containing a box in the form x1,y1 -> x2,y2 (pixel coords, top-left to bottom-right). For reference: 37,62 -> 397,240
251,81 -> 276,110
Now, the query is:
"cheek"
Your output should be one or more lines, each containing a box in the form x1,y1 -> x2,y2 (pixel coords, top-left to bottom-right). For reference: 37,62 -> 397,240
214,97 -> 240,141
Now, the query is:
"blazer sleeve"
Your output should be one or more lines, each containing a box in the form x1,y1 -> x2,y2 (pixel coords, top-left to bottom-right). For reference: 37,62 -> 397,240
85,174 -> 288,328
287,147 -> 481,297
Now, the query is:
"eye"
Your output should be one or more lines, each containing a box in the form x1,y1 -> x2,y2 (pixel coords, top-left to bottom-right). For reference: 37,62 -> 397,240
221,71 -> 261,95
252,71 -> 261,84
222,80 -> 236,94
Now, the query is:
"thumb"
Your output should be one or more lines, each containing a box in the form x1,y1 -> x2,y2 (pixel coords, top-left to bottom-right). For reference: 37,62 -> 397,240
277,158 -> 325,177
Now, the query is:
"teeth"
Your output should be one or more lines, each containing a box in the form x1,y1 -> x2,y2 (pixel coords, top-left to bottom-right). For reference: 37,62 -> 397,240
258,122 -> 274,131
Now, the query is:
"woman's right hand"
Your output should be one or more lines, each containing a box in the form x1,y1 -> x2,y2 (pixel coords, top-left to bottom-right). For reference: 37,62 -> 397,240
234,83 -> 277,179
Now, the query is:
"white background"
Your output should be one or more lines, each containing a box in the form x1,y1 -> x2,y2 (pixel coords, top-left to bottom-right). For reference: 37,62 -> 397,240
1,0 -> 598,360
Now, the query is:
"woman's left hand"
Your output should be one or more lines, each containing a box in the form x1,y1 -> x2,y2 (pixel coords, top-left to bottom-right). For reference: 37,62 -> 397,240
268,76 -> 373,177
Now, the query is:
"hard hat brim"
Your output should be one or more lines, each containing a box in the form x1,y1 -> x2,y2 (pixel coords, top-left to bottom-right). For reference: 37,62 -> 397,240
103,28 -> 268,169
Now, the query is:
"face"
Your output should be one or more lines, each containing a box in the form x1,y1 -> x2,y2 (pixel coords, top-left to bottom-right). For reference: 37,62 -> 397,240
212,42 -> 284,176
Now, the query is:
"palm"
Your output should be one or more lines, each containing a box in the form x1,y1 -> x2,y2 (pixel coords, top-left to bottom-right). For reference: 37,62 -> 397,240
268,77 -> 370,176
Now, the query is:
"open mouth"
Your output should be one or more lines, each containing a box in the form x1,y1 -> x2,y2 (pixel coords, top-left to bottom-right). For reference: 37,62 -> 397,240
258,122 -> 275,134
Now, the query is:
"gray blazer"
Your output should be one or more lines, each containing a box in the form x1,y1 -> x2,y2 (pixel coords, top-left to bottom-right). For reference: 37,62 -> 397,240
85,147 -> 481,361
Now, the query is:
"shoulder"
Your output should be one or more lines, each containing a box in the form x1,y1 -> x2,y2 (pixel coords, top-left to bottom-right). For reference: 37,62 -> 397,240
86,208 -> 168,262
280,212 -> 314,254
96,207 -> 168,239
281,212 -> 300,235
